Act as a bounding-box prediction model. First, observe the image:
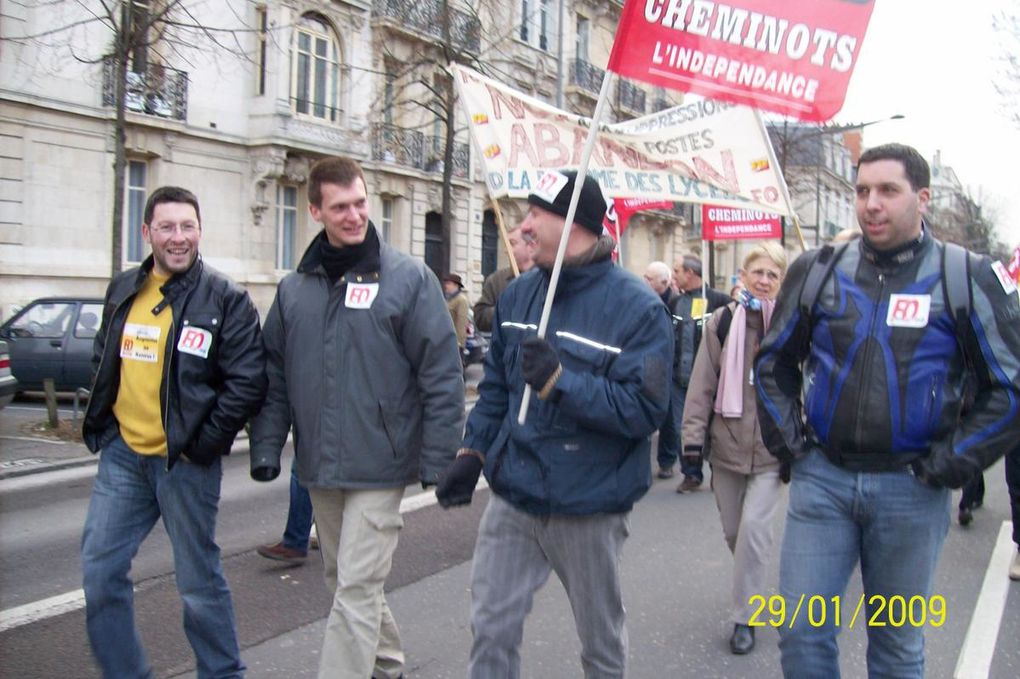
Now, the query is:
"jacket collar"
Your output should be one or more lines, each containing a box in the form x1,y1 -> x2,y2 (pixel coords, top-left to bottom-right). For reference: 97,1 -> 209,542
134,254 -> 204,313
537,235 -> 616,294
296,222 -> 382,277
860,221 -> 932,266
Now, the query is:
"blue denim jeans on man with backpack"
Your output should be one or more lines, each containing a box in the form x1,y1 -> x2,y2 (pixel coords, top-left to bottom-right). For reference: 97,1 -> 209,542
778,450 -> 949,679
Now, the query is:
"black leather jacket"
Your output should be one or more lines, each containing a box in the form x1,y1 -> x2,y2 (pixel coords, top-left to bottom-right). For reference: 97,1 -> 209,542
83,256 -> 267,468
756,233 -> 1020,488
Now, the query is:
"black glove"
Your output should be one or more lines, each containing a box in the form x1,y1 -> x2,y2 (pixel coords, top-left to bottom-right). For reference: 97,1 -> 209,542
521,337 -> 560,390
251,465 -> 280,482
779,461 -> 791,484
682,445 -> 703,469
436,454 -> 484,508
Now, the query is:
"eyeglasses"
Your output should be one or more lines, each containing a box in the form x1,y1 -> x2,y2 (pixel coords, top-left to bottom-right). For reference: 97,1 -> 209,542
150,223 -> 199,236
747,268 -> 780,282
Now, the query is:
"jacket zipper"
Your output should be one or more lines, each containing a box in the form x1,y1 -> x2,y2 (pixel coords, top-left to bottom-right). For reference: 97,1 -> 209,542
164,313 -> 176,471
855,272 -> 885,444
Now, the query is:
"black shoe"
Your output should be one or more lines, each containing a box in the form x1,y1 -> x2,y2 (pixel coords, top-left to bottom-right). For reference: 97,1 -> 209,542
958,507 -> 973,527
730,623 -> 755,655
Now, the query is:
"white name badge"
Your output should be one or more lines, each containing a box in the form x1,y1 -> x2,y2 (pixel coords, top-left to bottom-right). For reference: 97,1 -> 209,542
533,170 -> 569,204
177,326 -> 213,359
886,294 -> 931,328
991,260 -> 1017,296
120,323 -> 161,362
345,283 -> 379,309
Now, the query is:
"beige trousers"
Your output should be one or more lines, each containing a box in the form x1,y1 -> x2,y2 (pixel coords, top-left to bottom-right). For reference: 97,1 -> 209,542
309,486 -> 405,679
711,465 -> 784,624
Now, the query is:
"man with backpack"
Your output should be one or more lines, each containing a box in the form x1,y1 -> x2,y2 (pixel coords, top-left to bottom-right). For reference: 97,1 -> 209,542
755,143 -> 1020,678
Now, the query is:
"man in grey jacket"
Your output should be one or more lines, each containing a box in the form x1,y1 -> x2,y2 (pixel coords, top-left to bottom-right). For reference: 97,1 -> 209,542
250,156 -> 465,679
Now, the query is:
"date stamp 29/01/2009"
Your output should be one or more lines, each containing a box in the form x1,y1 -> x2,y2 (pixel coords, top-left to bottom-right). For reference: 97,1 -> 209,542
747,594 -> 947,629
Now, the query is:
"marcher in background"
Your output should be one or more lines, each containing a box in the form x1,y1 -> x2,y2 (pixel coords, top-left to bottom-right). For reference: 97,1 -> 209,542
756,143 -> 1020,678
473,225 -> 534,332
682,242 -> 788,655
81,186 -> 266,678
669,254 -> 730,490
1007,443 -> 1020,580
256,463 -> 317,564
443,273 -> 470,359
643,261 -> 681,479
436,170 -> 673,678
250,156 -> 465,679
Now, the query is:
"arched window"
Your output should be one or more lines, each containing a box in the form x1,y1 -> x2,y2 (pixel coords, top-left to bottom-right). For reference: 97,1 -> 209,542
292,14 -> 342,123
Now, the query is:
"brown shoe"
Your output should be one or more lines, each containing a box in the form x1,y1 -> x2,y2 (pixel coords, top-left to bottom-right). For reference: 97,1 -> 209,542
676,476 -> 703,493
256,541 -> 307,564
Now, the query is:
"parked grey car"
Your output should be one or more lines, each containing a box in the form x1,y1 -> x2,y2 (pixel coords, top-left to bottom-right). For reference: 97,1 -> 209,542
0,298 -> 103,393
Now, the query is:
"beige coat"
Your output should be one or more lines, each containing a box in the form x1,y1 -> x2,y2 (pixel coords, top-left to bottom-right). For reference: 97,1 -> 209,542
681,302 -> 778,475
446,291 -> 469,348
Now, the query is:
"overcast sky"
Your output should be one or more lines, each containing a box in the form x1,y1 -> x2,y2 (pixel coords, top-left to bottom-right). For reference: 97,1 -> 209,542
832,0 -> 1020,250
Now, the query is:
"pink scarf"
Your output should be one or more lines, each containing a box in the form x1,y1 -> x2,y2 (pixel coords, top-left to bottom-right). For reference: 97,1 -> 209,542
714,299 -> 775,418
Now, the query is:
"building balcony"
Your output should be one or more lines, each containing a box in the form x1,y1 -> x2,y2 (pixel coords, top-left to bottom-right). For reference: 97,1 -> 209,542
372,124 -> 470,179
102,59 -> 188,122
372,0 -> 481,55
617,80 -> 645,115
569,59 -> 605,98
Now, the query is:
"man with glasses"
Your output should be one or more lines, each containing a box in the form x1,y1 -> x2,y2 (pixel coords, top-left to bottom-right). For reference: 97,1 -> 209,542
668,255 -> 730,490
82,185 -> 267,678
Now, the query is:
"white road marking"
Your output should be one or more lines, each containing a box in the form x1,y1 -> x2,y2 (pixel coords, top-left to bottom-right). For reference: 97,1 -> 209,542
954,521 -> 1015,679
0,476 -> 489,632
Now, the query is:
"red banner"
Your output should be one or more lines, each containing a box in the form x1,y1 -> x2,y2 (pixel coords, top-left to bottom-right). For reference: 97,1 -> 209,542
701,204 -> 782,241
605,198 -> 675,238
607,0 -> 876,122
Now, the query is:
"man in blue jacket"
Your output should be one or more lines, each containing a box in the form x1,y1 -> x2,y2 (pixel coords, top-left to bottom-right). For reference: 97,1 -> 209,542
756,144 -> 1020,678
437,171 -> 673,678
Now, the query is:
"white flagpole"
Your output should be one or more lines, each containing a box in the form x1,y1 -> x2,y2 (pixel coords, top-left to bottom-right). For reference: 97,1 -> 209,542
518,71 -> 616,425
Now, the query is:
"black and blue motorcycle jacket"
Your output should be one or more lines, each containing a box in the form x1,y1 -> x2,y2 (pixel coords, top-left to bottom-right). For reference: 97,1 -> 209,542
755,231 -> 1020,488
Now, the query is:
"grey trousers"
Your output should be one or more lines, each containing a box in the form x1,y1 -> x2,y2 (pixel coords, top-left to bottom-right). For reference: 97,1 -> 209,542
711,465 -> 783,624
468,494 -> 631,679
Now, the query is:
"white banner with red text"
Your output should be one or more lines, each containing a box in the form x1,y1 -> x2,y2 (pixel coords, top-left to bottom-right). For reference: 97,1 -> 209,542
452,64 -> 794,217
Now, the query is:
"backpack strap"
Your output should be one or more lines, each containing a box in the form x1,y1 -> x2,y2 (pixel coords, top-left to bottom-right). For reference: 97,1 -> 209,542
715,304 -> 734,345
942,242 -> 972,329
798,241 -> 850,320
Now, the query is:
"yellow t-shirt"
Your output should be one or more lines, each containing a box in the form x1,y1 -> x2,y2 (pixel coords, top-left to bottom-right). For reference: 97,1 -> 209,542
113,272 -> 172,455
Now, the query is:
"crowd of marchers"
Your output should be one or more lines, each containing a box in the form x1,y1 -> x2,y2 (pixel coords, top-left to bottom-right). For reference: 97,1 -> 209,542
78,144 -> 1020,679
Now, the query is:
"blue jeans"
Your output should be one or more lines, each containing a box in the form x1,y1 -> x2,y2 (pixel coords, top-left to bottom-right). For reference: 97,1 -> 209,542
81,434 -> 244,679
282,462 -> 314,552
778,451 -> 949,679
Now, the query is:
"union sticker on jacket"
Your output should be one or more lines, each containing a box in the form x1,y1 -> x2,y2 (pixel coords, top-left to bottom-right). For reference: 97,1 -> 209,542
121,323 -> 160,362
886,294 -> 931,328
345,282 -> 379,309
991,260 -> 1018,295
177,326 -> 212,359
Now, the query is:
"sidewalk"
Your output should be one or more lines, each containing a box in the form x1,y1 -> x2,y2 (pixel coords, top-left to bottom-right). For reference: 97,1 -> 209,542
0,364 -> 484,481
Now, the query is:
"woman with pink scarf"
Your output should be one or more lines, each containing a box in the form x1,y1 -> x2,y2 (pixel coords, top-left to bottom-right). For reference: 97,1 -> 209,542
681,241 -> 787,656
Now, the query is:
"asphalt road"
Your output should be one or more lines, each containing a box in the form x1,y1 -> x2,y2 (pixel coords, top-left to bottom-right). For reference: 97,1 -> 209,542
1,439 -> 1019,677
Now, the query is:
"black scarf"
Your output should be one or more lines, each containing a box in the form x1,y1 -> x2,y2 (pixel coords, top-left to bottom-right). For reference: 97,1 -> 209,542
319,225 -> 380,282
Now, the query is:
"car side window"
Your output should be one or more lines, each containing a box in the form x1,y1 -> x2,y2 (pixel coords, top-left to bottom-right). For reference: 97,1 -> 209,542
75,304 -> 103,339
9,302 -> 74,339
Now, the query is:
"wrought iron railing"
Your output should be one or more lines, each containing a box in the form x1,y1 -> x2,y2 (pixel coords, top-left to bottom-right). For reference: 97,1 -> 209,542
373,124 -> 470,179
373,123 -> 425,169
569,59 -> 605,96
617,80 -> 646,114
102,58 -> 188,121
372,0 -> 481,54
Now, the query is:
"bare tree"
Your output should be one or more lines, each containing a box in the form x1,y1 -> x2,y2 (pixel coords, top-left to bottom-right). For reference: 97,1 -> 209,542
993,7 -> 1020,128
3,1 -> 260,277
